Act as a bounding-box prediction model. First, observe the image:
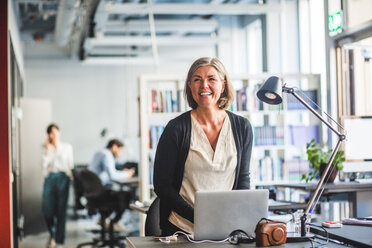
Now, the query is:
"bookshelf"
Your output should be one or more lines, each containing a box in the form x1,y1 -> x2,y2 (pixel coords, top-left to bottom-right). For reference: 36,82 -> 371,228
138,73 -> 323,203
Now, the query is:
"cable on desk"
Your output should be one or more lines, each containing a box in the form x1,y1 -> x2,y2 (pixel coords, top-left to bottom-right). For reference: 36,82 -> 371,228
308,223 -> 330,247
309,223 -> 351,247
157,231 -> 229,244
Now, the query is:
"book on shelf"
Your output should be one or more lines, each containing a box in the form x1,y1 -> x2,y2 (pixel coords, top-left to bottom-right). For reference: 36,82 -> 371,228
149,125 -> 165,149
254,125 -> 283,146
285,158 -> 309,181
253,156 -> 284,183
235,87 -> 248,111
149,161 -> 154,185
150,89 -> 187,113
253,84 -> 264,111
286,89 -> 318,110
288,125 -> 319,147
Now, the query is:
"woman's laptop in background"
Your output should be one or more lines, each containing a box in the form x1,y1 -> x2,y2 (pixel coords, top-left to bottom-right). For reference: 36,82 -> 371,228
193,189 -> 269,241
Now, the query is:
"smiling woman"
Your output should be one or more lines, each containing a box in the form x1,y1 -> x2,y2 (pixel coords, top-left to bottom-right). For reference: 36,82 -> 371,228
188,66 -> 226,111
153,57 -> 254,236
185,57 -> 234,111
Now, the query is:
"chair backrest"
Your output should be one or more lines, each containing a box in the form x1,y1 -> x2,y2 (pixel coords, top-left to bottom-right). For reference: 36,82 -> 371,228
145,197 -> 161,236
76,169 -> 105,199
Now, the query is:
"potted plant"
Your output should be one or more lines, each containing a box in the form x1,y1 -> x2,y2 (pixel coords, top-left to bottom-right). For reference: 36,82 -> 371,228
301,139 -> 345,183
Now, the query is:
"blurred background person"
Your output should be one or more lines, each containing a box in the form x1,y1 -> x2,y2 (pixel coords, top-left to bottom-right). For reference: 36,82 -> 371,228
42,123 -> 74,248
88,138 -> 136,232
89,139 -> 135,186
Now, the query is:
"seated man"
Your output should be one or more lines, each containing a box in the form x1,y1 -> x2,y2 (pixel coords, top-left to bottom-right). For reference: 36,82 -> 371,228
89,139 -> 135,185
88,139 -> 135,232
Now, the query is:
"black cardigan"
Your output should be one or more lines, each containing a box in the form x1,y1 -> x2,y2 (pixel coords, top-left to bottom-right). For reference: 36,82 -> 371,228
153,110 -> 253,230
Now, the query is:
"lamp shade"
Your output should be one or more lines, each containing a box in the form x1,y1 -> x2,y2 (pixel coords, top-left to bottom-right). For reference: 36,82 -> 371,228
256,76 -> 283,105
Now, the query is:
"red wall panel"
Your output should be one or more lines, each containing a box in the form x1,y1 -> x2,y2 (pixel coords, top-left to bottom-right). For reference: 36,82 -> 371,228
0,0 -> 12,246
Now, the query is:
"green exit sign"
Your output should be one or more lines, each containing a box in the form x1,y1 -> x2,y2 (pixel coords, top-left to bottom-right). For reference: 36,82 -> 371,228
329,11 -> 343,33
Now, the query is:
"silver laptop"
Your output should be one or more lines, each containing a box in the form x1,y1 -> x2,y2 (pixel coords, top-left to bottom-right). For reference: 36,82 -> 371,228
193,189 -> 269,241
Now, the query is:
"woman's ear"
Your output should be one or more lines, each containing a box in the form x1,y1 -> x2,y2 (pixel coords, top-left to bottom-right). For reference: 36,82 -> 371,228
221,80 -> 226,93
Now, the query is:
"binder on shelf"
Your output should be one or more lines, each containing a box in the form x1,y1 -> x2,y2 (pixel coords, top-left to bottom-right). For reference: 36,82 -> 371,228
149,161 -> 154,185
286,158 -> 309,181
171,90 -> 178,112
256,156 -> 284,182
254,126 -> 280,146
235,87 -> 248,111
151,88 -> 187,113
165,90 -> 173,113
289,125 -> 319,147
149,125 -> 165,149
287,89 -> 318,110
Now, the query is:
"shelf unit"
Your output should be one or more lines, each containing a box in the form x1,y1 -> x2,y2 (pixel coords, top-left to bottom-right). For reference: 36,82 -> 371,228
138,73 -> 324,203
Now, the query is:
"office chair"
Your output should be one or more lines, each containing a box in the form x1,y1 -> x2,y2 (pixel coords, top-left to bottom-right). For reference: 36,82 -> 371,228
144,197 -> 161,236
73,169 -> 127,248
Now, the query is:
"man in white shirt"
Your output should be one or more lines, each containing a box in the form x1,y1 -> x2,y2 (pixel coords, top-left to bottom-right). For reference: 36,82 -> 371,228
42,123 -> 74,248
88,139 -> 135,232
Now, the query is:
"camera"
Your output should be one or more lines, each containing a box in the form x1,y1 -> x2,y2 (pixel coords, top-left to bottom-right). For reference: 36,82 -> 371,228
255,219 -> 287,247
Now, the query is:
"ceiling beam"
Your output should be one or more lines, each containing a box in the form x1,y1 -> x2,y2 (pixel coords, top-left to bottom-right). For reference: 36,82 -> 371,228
85,36 -> 225,47
103,3 -> 281,15
81,56 -> 194,65
103,19 -> 219,34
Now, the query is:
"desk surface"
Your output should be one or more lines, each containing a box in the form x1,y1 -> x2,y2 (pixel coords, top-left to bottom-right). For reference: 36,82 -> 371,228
311,223 -> 372,248
276,181 -> 372,193
112,177 -> 139,185
130,200 -> 308,214
126,236 -> 346,248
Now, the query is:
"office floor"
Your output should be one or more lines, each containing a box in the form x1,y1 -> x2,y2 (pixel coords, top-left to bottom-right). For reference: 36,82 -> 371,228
19,209 -> 140,248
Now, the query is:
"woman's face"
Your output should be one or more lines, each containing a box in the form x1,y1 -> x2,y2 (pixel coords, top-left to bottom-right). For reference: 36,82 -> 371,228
48,126 -> 60,144
188,65 -> 225,110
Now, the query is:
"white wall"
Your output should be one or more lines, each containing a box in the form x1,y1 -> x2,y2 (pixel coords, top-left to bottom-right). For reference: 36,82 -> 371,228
24,43 -> 146,164
346,0 -> 372,29
23,43 -> 214,164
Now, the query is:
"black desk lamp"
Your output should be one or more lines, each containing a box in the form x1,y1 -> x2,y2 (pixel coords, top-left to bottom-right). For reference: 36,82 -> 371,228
257,76 -> 346,239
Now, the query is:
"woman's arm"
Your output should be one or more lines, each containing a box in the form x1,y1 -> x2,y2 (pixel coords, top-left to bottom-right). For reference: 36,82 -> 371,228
237,119 -> 253,189
153,122 -> 194,222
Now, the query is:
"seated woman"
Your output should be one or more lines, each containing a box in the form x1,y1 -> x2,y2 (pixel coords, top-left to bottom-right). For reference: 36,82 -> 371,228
153,57 -> 254,236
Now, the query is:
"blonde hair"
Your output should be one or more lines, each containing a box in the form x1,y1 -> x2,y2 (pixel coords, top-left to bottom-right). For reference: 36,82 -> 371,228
184,57 -> 234,110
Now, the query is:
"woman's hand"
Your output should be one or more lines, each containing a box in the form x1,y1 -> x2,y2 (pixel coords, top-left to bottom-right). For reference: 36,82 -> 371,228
44,138 -> 53,156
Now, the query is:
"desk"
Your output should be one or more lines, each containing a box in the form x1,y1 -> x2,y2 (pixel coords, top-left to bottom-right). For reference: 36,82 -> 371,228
129,200 -> 309,215
275,182 -> 372,217
112,177 -> 139,186
311,223 -> 372,247
111,177 -> 139,192
125,236 -> 346,247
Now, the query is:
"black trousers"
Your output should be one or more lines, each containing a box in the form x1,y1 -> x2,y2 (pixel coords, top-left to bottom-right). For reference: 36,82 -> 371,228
42,172 -> 70,244
107,190 -> 130,223
88,189 -> 130,223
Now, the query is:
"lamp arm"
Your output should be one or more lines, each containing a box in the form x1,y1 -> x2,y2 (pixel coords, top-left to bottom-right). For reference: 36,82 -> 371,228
300,139 -> 343,236
283,86 -> 346,237
283,86 -> 345,138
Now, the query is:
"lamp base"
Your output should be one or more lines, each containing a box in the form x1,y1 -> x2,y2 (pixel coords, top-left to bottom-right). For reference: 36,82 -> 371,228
286,233 -> 315,243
